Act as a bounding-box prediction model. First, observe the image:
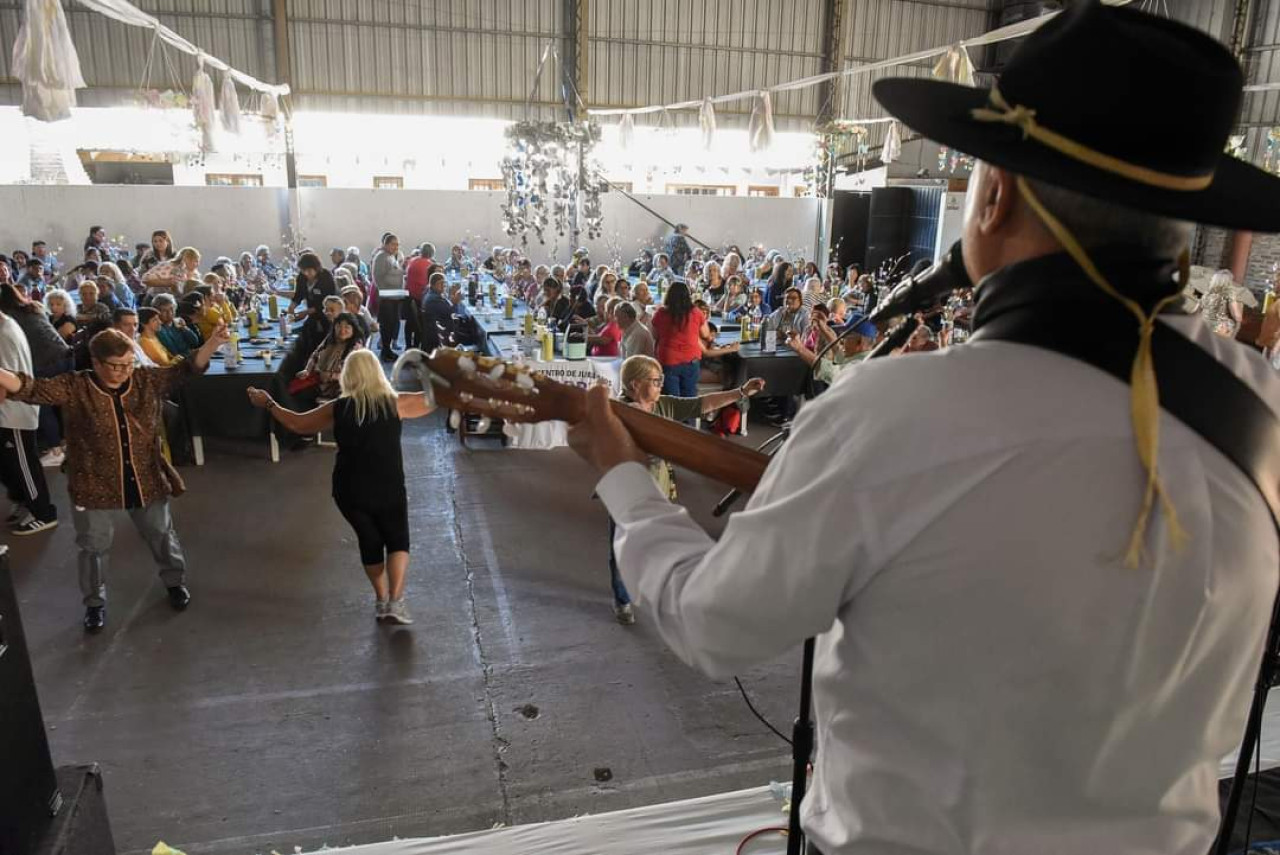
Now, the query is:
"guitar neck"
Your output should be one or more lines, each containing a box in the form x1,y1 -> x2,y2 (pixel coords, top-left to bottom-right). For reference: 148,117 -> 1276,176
607,400 -> 770,493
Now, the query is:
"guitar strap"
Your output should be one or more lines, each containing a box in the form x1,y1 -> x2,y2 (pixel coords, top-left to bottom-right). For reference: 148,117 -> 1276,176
971,304 -> 1280,850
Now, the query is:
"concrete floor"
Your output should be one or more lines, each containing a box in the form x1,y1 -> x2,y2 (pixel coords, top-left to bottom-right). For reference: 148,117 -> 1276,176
13,413 -> 799,855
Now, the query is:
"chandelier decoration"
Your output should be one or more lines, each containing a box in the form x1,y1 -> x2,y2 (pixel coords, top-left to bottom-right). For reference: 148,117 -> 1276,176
500,120 -> 605,246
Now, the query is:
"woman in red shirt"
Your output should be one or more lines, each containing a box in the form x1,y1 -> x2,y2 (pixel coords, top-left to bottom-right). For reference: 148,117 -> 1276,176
650,280 -> 705,397
588,297 -> 623,357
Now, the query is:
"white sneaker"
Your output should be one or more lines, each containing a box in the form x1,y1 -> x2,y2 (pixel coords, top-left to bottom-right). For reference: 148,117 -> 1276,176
375,599 -> 389,621
385,599 -> 414,625
613,603 -> 636,626
40,448 -> 65,468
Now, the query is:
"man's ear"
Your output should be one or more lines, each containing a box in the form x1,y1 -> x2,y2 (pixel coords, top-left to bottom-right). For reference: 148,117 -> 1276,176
977,167 -> 1016,236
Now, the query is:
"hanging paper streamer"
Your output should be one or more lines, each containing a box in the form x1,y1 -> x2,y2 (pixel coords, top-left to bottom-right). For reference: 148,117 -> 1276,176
259,90 -> 281,137
191,60 -> 216,151
881,120 -> 902,166
219,71 -> 241,134
698,98 -> 717,150
10,0 -> 87,122
748,91 -> 775,153
932,44 -> 975,86
618,112 -> 634,150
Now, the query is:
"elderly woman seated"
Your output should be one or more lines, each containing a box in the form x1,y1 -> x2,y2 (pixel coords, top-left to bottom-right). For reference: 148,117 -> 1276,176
298,312 -> 366,400
341,285 -> 378,339
600,355 -> 766,625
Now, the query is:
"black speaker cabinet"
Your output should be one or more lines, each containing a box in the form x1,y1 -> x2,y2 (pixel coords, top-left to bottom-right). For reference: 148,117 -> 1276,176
31,766 -> 115,855
866,186 -> 913,274
0,546 -> 62,855
829,191 -> 871,272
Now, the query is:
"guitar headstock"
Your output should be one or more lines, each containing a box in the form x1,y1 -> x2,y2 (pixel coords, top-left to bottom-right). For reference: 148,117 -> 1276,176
393,348 -> 584,426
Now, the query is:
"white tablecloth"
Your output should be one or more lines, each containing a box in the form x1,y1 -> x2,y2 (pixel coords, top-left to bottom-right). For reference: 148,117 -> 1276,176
503,357 -> 622,450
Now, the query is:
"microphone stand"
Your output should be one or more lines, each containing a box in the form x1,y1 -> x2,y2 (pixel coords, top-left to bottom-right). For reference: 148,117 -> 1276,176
710,315 -> 921,855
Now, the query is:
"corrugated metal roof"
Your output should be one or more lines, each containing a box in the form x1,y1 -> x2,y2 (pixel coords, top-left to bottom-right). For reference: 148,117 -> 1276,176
0,0 -> 1262,135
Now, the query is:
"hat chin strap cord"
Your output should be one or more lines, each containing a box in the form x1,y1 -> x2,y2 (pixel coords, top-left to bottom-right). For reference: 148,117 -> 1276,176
1017,177 -> 1190,566
971,87 -> 1215,192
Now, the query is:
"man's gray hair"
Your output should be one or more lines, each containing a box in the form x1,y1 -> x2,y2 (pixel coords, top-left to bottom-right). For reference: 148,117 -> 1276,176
152,293 -> 177,309
1021,177 -> 1193,260
614,302 -> 638,321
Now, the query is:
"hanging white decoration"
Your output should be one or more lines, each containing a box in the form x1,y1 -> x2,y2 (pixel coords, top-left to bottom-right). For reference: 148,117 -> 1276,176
259,90 -> 281,137
618,112 -> 634,149
698,97 -> 717,150
500,121 -> 605,246
932,44 -> 975,86
219,71 -> 241,134
881,120 -> 903,165
10,0 -> 86,122
748,91 -> 775,153
192,59 -> 217,151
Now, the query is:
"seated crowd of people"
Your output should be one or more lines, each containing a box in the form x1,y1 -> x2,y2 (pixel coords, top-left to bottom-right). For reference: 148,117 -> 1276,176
0,224 -> 962,481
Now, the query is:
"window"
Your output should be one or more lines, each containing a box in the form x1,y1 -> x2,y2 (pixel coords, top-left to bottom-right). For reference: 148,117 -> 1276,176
298,175 -> 327,187
373,176 -> 404,189
747,185 -> 780,198
667,183 -> 736,196
206,173 -> 263,187
793,185 -> 810,197
468,178 -> 505,191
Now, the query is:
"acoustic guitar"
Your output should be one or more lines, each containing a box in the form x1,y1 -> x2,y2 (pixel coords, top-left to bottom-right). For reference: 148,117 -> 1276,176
395,349 -> 771,492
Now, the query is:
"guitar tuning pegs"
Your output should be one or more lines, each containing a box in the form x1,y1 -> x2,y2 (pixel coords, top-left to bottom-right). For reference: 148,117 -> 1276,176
475,416 -> 492,434
488,364 -> 507,382
458,391 -> 474,404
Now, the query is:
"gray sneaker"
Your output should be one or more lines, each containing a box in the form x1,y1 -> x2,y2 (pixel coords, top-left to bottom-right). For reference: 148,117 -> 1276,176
613,603 -> 636,625
374,599 -> 389,621
385,599 -> 414,625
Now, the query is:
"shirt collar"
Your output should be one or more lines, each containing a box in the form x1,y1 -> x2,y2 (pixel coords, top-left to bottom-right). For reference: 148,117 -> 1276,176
90,371 -> 132,397
971,248 -> 1181,335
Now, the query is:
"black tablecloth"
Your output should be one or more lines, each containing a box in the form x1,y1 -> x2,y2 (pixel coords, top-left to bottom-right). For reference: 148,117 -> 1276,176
179,359 -> 283,439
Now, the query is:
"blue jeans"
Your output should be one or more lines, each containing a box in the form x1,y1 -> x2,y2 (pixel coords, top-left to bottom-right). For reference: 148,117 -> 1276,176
608,518 -> 630,606
662,359 -> 700,397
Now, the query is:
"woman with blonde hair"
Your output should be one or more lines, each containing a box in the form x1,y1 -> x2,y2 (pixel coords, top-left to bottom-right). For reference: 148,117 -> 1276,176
248,349 -> 436,624
599,355 -> 765,623
143,244 -> 200,299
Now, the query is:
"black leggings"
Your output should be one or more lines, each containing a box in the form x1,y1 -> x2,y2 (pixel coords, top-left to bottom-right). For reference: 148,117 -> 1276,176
336,498 -> 410,565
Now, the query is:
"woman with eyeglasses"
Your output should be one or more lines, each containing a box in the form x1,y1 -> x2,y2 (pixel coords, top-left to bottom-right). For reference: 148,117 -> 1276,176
599,355 -> 765,625
0,322 -> 230,631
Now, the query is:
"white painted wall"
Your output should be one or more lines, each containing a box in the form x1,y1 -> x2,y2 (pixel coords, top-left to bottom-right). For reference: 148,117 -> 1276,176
0,186 -> 822,267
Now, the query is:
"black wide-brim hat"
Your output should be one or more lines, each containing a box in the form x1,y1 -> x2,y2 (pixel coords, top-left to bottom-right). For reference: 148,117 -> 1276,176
873,1 -> 1280,233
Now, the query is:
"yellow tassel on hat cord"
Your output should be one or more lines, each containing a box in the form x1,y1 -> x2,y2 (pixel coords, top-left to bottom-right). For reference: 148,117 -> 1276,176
1018,178 -> 1191,567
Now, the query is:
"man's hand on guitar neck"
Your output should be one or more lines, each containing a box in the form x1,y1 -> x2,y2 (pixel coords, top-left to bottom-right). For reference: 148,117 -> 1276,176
568,385 -> 647,474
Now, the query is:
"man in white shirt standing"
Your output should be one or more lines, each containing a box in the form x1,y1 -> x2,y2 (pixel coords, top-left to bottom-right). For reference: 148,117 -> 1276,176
0,310 -> 57,535
568,5 -> 1280,853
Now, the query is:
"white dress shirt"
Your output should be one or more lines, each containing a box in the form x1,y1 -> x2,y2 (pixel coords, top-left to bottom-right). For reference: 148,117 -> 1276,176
597,314 -> 1279,854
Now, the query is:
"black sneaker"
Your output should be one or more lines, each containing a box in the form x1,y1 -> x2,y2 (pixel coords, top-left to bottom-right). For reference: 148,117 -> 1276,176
84,606 -> 105,632
167,585 -> 191,611
12,517 -> 57,536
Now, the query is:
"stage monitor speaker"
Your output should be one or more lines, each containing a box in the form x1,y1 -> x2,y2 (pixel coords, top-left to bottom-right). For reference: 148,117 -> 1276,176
0,546 -> 62,855
829,190 -> 871,272
30,766 -> 115,855
866,186 -> 913,274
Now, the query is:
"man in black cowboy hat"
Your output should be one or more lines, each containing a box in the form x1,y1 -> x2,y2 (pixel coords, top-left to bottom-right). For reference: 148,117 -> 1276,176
566,3 -> 1280,853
